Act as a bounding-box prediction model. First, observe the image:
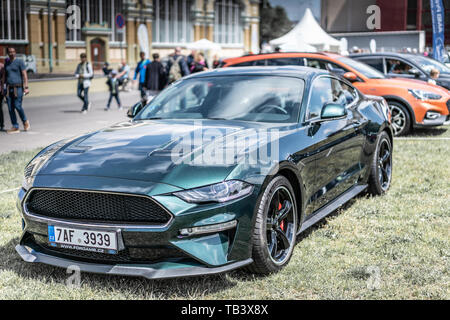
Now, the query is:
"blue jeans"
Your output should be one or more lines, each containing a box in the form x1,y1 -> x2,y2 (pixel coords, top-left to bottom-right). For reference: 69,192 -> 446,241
139,82 -> 146,100
7,86 -> 27,129
107,93 -> 121,109
77,82 -> 89,111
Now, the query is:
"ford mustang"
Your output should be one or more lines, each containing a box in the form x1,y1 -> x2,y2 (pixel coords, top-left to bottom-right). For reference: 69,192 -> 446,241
16,66 -> 393,279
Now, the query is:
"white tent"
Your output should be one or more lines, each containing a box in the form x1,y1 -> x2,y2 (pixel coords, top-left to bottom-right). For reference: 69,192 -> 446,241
186,39 -> 221,51
270,8 -> 341,52
276,38 -> 317,52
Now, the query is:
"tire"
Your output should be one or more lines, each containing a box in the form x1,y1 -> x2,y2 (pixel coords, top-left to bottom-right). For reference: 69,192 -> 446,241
387,101 -> 411,136
247,175 -> 298,275
368,131 -> 393,196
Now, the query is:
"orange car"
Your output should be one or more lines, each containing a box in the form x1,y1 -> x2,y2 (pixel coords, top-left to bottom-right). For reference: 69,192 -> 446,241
223,53 -> 450,136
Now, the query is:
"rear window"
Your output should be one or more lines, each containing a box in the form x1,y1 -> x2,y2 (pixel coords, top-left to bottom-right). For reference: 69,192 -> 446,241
357,58 -> 384,73
267,58 -> 304,66
228,61 -> 255,67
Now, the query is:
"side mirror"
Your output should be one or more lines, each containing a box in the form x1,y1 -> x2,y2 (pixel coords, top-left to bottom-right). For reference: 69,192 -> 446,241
127,101 -> 144,118
321,103 -> 347,120
408,68 -> 421,78
343,72 -> 358,82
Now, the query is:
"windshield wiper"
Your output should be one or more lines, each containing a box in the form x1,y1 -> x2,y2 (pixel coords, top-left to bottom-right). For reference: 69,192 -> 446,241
205,117 -> 227,120
141,117 -> 163,120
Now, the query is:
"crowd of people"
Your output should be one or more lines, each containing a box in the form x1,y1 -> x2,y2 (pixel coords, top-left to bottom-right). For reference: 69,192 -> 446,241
0,46 -> 222,134
100,46 -> 222,112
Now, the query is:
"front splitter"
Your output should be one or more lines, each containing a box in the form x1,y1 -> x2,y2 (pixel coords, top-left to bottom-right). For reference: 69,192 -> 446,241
16,245 -> 253,280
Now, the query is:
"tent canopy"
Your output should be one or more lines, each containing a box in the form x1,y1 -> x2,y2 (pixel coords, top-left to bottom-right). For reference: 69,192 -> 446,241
270,8 -> 340,52
186,39 -> 221,51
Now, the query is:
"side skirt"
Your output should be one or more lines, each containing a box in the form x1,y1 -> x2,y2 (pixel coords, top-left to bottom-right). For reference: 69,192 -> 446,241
298,184 -> 367,234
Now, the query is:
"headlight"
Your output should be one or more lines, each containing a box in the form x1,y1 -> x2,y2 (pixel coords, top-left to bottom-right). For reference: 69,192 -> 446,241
408,89 -> 442,100
173,180 -> 254,204
380,99 -> 391,122
23,139 -> 71,190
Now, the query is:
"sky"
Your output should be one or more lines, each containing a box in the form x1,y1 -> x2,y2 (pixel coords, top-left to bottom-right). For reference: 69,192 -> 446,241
268,0 -> 321,22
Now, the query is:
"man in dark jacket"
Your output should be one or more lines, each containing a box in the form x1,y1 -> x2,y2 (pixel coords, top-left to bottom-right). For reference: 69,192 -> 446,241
144,53 -> 167,97
167,47 -> 190,84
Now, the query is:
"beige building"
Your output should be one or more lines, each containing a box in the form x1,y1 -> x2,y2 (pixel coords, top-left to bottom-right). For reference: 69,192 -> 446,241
0,0 -> 260,73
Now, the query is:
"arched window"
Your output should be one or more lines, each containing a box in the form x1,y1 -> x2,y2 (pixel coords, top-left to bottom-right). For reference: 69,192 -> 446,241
214,0 -> 243,45
152,0 -> 194,44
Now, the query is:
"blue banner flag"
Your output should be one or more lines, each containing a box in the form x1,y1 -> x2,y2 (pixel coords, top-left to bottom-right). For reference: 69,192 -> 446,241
430,0 -> 446,62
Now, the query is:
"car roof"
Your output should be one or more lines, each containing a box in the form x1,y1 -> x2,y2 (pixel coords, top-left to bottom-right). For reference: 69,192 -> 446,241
184,65 -> 329,80
349,52 -> 424,59
223,52 -> 343,64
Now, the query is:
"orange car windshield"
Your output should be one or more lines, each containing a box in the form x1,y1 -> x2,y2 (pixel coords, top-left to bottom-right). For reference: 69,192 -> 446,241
338,57 -> 385,79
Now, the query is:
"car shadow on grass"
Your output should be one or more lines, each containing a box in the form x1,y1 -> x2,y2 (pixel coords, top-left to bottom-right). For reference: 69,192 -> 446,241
408,127 -> 448,137
0,237 -> 240,299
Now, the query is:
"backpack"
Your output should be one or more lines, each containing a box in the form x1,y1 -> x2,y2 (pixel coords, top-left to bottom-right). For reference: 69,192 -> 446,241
168,56 -> 183,83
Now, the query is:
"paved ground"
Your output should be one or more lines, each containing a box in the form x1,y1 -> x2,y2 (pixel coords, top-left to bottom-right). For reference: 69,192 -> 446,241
0,89 -> 141,154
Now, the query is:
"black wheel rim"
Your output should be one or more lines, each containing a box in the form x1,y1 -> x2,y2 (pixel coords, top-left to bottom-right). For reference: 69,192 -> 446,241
377,139 -> 392,191
389,105 -> 406,136
266,186 -> 296,265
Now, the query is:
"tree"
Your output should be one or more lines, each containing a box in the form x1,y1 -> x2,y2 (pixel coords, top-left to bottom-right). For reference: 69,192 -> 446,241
259,2 -> 294,45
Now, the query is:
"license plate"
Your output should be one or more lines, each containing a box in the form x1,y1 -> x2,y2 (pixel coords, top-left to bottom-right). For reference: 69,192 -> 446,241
48,225 -> 118,254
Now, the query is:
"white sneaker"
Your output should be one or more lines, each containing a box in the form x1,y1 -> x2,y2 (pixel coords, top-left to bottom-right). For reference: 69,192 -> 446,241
104,107 -> 110,111
81,110 -> 87,115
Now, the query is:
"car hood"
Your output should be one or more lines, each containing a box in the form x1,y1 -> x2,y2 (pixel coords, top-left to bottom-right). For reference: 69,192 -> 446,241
38,119 -> 285,189
374,77 -> 450,95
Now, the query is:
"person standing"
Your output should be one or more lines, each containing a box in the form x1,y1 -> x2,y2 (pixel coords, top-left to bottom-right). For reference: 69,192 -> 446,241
0,61 -> 5,132
5,47 -> 30,134
190,52 -> 208,74
133,52 -> 151,101
105,70 -> 122,111
144,53 -> 167,98
187,49 -> 197,70
167,47 -> 190,84
75,53 -> 93,114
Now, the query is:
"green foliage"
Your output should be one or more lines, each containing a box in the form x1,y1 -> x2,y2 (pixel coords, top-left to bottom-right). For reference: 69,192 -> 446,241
260,3 -> 294,45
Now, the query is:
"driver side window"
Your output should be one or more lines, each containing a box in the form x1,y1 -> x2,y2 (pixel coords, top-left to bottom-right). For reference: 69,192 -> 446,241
308,77 -> 333,119
386,58 -> 414,75
308,77 -> 356,120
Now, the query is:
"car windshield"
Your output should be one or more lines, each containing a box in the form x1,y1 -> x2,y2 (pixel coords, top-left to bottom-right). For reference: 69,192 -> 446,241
136,75 -> 305,123
338,57 -> 385,79
407,55 -> 450,74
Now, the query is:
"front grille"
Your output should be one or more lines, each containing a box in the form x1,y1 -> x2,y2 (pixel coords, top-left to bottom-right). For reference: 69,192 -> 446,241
30,234 -> 187,265
26,189 -> 172,225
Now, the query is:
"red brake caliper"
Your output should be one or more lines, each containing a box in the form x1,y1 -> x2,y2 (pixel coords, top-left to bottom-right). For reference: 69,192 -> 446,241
278,202 -> 285,231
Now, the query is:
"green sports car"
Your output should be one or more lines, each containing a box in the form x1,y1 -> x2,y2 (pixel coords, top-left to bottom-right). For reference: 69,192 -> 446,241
16,66 -> 393,279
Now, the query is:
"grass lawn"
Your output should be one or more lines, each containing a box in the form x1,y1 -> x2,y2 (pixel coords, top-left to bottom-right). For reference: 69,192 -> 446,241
0,127 -> 448,300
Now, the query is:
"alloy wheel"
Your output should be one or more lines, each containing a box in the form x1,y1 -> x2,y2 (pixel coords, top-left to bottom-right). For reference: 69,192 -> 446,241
389,104 -> 407,136
377,139 -> 392,191
266,186 -> 296,265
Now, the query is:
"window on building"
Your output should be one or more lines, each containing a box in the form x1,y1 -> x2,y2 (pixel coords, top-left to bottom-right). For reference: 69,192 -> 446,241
66,0 -> 125,44
153,0 -> 193,44
0,0 -> 27,41
407,0 -> 417,30
214,0 -> 243,45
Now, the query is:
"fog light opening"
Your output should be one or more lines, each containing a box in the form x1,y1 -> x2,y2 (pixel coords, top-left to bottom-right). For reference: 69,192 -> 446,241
425,111 -> 440,120
179,220 -> 238,237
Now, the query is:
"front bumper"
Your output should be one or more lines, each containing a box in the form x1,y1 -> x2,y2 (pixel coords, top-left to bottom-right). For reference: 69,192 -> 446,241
16,244 -> 252,280
414,114 -> 449,128
16,175 -> 260,279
